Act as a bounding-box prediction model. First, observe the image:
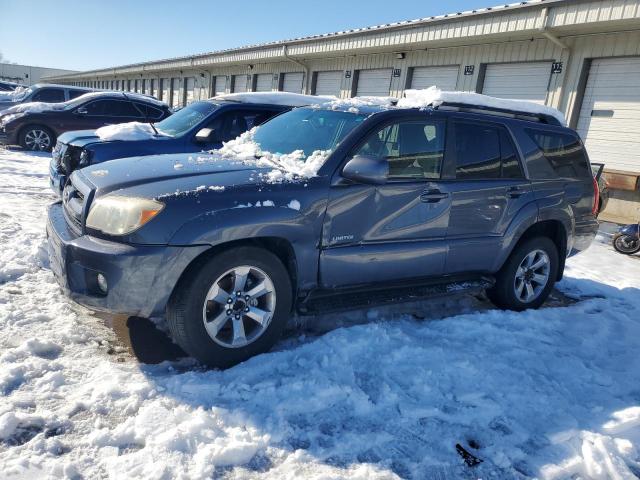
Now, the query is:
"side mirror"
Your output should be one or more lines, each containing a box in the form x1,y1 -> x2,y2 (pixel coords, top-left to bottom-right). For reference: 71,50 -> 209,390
195,127 -> 220,143
341,155 -> 388,185
76,107 -> 88,115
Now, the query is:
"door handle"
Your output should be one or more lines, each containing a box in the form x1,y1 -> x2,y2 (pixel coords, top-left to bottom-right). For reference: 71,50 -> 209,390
420,189 -> 449,203
507,186 -> 525,198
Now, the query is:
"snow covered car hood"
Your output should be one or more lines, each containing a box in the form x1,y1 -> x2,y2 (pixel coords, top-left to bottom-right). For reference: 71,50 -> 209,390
76,152 -> 276,196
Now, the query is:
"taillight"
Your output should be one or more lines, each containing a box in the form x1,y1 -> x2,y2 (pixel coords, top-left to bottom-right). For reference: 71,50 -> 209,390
592,176 -> 600,215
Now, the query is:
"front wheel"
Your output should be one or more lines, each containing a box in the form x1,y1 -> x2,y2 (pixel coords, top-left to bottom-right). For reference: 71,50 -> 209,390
19,125 -> 55,151
167,246 -> 292,368
612,233 -> 640,255
487,237 -> 559,311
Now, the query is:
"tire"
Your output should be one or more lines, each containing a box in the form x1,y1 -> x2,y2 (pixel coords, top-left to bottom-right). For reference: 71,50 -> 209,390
487,237 -> 559,311
167,246 -> 292,369
19,125 -> 55,151
612,233 -> 640,255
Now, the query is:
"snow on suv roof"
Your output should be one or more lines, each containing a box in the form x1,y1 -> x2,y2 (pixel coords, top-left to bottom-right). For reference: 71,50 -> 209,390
213,92 -> 337,107
398,87 -> 566,126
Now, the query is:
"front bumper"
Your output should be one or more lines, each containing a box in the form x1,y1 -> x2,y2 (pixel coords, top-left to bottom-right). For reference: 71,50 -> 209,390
0,131 -> 15,145
46,201 -> 208,317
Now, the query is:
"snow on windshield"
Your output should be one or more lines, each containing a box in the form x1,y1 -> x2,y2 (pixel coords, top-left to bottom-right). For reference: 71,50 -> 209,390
398,86 -> 567,125
95,122 -> 168,141
213,128 -> 329,183
214,91 -> 336,107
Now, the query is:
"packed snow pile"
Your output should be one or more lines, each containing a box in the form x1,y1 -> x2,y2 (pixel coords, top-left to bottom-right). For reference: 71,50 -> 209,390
95,122 -> 167,142
2,147 -> 640,479
213,129 -> 329,182
214,91 -> 336,107
0,102 -> 65,115
398,86 -> 567,125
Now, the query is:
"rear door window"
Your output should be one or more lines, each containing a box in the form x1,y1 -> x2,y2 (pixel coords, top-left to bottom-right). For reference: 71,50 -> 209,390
105,100 -> 144,118
68,89 -> 87,99
524,129 -> 591,179
32,88 -> 66,102
454,122 -> 524,179
135,103 -> 165,120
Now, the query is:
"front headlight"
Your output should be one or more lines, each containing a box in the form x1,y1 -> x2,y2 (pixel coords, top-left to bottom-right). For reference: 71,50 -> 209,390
79,149 -> 91,167
0,112 -> 25,127
86,196 -> 164,235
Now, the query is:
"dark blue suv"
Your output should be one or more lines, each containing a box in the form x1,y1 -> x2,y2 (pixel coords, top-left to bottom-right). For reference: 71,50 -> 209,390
46,99 -> 599,368
49,98 -> 292,195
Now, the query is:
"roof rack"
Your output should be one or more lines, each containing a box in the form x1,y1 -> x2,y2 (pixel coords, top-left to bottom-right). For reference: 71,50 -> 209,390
434,101 -> 562,126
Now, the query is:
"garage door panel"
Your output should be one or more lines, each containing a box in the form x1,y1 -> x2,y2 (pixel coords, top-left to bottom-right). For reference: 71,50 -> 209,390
410,66 -> 459,91
214,76 -> 227,96
356,69 -> 392,97
282,72 -> 304,93
482,62 -> 550,105
233,75 -> 248,93
577,57 -> 640,173
315,71 -> 342,97
255,74 -> 272,92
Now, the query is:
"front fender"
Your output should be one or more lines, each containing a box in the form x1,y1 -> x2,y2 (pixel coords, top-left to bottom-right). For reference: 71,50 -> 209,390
168,200 -> 326,290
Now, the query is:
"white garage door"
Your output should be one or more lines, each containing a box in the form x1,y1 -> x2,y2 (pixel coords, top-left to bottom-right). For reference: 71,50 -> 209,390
411,65 -> 459,91
482,62 -> 551,104
356,69 -> 392,97
214,76 -> 227,96
185,77 -> 195,104
254,73 -> 273,92
171,78 -> 182,108
232,75 -> 248,93
577,57 -> 640,173
282,72 -> 304,93
315,71 -> 342,97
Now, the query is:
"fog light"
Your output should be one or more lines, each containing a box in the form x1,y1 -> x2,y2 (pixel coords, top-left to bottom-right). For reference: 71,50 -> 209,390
96,273 -> 108,294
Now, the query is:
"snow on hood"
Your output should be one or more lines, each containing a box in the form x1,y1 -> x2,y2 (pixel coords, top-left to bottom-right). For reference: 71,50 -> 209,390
398,86 -> 567,125
212,128 -> 329,182
1,101 -> 65,115
213,91 -> 337,107
95,122 -> 168,142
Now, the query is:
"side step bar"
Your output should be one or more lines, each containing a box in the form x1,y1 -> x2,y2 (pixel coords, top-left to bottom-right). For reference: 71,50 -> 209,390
297,277 -> 494,316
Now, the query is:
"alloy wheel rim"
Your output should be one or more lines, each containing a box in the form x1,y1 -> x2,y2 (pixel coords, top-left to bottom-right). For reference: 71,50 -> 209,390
513,249 -> 550,303
615,236 -> 639,253
202,265 -> 276,348
24,129 -> 51,150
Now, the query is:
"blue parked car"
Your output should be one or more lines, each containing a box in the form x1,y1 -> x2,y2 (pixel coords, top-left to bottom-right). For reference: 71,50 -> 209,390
46,97 -> 599,368
49,96 -> 295,195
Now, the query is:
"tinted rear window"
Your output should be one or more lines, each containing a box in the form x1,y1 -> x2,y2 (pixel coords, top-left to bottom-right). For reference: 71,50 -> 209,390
524,129 -> 590,179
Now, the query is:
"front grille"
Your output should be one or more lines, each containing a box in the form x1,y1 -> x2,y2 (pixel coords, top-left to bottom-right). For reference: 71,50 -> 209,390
62,176 -> 92,234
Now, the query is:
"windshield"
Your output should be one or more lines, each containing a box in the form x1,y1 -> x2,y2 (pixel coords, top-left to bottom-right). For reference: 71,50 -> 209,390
253,108 -> 367,157
155,101 -> 217,137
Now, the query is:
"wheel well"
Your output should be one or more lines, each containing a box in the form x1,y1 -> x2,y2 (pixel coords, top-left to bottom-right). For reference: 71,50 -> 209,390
171,237 -> 298,302
512,220 -> 567,281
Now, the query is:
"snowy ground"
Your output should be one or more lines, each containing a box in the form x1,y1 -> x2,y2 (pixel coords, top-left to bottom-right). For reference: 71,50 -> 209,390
1,147 -> 639,480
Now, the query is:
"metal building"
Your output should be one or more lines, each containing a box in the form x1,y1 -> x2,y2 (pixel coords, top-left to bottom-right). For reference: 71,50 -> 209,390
0,63 -> 76,86
44,0 -> 640,221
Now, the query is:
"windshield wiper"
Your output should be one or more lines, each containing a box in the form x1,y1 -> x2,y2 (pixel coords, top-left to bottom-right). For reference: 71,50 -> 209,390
149,122 -> 159,135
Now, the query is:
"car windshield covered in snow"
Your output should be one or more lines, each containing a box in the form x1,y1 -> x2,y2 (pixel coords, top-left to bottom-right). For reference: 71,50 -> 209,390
155,101 -> 218,137
253,107 -> 367,158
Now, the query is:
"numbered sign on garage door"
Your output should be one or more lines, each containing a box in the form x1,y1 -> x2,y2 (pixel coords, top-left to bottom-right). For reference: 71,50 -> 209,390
315,71 -> 342,97
282,72 -> 304,93
232,75 -> 248,93
577,57 -> 640,173
254,74 -> 272,92
410,66 -> 459,91
482,62 -> 551,104
355,69 -> 392,97
214,76 -> 227,96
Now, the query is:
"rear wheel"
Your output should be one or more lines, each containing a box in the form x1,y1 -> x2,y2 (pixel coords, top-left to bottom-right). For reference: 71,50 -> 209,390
612,233 -> 640,255
19,125 -> 55,151
167,246 -> 292,368
487,237 -> 558,311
